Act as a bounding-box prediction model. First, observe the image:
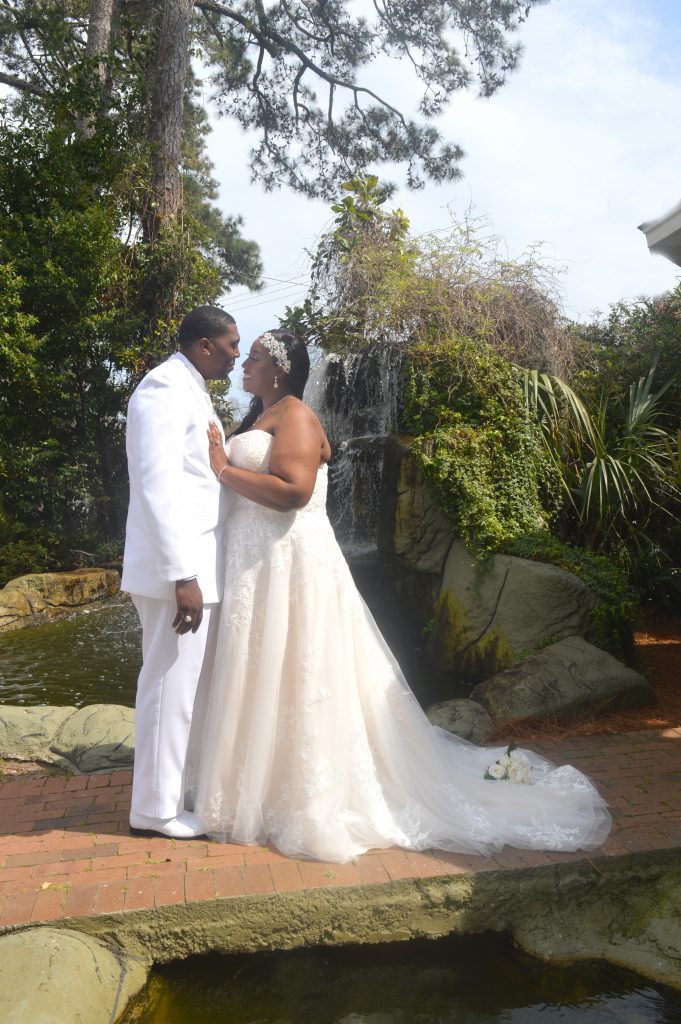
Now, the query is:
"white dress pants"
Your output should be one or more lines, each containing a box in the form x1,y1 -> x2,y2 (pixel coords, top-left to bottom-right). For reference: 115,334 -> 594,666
130,595 -> 219,819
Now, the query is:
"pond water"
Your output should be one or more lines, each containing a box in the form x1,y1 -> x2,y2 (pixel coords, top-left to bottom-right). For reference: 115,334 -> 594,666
122,932 -> 681,1024
0,599 -> 141,707
0,556 -> 444,709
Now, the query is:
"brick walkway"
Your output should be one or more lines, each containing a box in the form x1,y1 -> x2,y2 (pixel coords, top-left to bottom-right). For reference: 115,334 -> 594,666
1,727 -> 679,930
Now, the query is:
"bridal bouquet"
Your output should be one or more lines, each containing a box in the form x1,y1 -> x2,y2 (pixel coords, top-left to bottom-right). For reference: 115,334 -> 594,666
484,742 -> 533,785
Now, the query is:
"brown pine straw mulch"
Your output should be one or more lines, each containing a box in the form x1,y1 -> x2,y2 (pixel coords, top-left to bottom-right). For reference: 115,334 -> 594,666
487,612 -> 681,745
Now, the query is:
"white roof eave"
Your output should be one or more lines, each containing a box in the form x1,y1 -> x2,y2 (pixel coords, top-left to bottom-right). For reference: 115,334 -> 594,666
638,199 -> 681,267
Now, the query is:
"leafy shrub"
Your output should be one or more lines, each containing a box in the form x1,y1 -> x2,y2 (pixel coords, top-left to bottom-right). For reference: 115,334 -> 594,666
403,337 -> 562,554
0,519 -> 72,588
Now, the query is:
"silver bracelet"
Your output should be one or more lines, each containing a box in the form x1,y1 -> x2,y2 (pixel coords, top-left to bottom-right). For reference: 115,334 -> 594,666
177,575 -> 197,584
218,466 -> 229,483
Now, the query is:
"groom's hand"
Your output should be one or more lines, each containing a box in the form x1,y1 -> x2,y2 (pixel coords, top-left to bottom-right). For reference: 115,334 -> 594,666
172,579 -> 204,635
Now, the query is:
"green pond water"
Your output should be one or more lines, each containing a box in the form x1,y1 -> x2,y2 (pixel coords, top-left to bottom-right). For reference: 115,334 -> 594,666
0,599 -> 142,707
121,933 -> 681,1024
0,556 -> 442,709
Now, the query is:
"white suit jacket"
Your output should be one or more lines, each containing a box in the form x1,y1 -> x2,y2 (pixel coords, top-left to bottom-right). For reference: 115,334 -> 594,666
121,352 -> 227,602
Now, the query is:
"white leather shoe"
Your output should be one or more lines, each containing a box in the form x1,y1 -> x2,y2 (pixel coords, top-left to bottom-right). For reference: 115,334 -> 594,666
129,810 -> 206,839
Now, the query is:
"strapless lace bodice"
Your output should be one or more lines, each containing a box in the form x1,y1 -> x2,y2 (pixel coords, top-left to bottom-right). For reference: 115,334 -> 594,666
225,429 -> 328,515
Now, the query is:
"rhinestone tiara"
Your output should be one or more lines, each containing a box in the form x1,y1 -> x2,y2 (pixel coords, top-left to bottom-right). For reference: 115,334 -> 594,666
257,331 -> 291,374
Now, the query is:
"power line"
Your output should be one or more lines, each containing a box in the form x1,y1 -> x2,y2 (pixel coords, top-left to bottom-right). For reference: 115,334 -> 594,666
226,286 -> 308,313
226,271 -> 311,303
226,279 -> 303,302
225,279 -> 310,308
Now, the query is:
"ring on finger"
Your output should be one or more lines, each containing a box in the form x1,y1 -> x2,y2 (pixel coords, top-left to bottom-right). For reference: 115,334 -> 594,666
183,614 -> 192,623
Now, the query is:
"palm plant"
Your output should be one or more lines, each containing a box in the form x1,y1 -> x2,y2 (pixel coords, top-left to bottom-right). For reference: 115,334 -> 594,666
519,357 -> 680,572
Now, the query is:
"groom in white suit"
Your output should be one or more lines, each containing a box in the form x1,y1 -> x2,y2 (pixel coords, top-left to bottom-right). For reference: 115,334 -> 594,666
122,305 -> 239,838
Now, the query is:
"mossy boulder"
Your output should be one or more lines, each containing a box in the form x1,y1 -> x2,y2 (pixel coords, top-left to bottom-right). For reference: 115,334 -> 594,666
51,704 -> 135,773
0,569 -> 120,632
0,705 -> 77,762
427,541 -> 597,684
471,636 -> 652,725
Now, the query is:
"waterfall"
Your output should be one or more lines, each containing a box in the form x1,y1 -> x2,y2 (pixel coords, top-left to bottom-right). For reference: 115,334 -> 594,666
304,347 -> 403,553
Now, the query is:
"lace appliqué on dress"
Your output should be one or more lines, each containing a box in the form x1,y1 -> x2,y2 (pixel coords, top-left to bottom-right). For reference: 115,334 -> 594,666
190,430 -> 612,862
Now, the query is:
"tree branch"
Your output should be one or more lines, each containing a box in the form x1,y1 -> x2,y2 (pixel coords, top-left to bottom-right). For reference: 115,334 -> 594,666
280,0 -> 329,45
252,40 -> 264,90
292,62 -> 304,122
0,69 -> 48,96
195,0 -> 408,126
200,6 -> 225,45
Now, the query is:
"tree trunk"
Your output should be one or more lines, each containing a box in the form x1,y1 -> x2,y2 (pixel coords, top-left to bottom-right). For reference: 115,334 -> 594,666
145,0 -> 195,240
78,0 -> 120,135
85,0 -> 118,79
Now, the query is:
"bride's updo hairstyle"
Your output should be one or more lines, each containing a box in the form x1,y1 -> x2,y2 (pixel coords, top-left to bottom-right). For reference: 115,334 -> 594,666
233,329 -> 310,436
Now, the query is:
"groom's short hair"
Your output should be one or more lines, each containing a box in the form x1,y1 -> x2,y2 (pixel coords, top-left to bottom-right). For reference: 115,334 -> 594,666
178,306 -> 236,348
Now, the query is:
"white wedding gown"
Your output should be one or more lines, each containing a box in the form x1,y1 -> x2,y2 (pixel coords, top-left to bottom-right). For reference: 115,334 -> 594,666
189,430 -> 611,863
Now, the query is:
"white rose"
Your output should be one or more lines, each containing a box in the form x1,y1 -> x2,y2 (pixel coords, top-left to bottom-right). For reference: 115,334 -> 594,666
487,761 -> 507,780
509,748 -> 530,766
507,761 -> 532,785
499,754 -> 512,768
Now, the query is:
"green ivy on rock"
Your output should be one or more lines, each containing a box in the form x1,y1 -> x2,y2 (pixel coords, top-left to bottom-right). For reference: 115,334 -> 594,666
403,337 -> 563,555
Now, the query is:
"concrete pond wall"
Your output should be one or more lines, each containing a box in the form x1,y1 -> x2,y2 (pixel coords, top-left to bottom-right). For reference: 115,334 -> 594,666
1,847 -> 680,1023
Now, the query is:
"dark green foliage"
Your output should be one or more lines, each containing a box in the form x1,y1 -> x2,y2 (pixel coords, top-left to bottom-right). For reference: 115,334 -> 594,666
0,100 -> 259,584
574,286 -> 681,425
403,338 -> 562,554
501,532 -> 638,664
0,520 -> 69,584
521,349 -> 680,596
284,178 -> 570,559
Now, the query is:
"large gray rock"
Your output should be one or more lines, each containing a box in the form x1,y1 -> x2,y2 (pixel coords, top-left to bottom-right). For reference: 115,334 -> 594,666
427,541 -> 599,682
51,704 -> 135,773
426,699 -> 493,743
471,635 -> 652,725
0,928 -> 148,1024
0,705 -> 76,762
378,437 -> 456,575
0,704 -> 135,773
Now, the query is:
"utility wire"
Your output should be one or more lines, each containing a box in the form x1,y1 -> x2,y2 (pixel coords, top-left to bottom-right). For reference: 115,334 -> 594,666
226,286 -> 308,313
226,275 -> 310,305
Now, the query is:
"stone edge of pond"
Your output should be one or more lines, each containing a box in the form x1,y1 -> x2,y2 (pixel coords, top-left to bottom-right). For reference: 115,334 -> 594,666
0,704 -> 135,775
0,703 -> 486,773
0,925 -> 150,1024
2,845 -> 678,1023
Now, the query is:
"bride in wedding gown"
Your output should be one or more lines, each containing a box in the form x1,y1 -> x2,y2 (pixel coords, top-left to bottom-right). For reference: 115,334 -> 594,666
189,329 -> 611,863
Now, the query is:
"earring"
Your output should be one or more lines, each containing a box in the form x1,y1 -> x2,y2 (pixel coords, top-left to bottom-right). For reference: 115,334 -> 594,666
273,376 -> 279,389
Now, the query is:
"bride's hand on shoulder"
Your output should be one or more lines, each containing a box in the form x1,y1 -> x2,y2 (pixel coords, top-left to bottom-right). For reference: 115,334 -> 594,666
207,420 -> 228,479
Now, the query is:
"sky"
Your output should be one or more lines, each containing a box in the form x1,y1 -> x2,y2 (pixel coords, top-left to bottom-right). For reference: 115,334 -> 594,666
202,0 -> 681,401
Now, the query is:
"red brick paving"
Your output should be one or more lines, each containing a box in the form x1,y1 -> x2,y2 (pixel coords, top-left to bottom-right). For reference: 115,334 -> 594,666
0,727 -> 679,930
